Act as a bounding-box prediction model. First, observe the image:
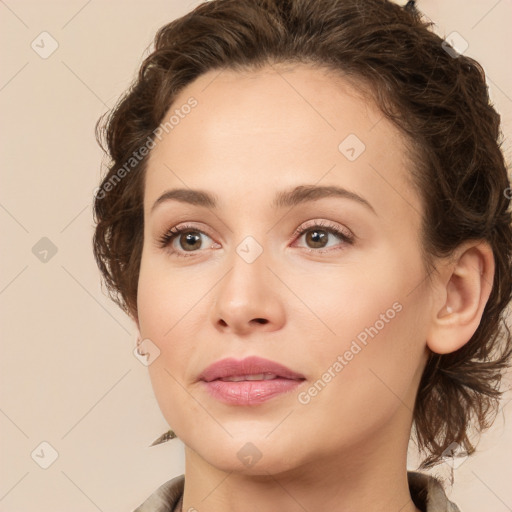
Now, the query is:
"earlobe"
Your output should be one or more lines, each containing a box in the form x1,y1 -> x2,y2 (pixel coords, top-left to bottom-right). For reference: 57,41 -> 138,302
132,314 -> 141,336
426,240 -> 495,355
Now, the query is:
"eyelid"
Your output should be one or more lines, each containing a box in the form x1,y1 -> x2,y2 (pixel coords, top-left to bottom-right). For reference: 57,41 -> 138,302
157,219 -> 355,256
155,222 -> 215,252
290,219 -> 354,242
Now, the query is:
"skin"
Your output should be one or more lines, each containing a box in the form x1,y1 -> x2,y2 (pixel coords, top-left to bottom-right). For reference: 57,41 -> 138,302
135,64 -> 494,512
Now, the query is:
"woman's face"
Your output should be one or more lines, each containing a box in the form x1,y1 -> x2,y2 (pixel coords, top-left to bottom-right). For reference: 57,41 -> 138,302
137,64 -> 434,474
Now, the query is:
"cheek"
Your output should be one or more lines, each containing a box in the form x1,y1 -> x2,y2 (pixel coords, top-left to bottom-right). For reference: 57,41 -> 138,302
292,314 -> 424,462
137,272 -> 201,377
297,253 -> 428,413
137,255 -> 214,422
137,250 -> 209,339
301,277 -> 428,429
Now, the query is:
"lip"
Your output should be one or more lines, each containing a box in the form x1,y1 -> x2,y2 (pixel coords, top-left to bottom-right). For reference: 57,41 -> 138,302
198,356 -> 305,405
199,356 -> 305,382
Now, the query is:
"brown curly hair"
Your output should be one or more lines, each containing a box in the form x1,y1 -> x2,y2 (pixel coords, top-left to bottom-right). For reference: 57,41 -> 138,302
93,0 -> 512,468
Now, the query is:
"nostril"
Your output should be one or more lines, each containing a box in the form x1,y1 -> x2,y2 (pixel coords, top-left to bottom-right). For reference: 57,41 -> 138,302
253,318 -> 268,324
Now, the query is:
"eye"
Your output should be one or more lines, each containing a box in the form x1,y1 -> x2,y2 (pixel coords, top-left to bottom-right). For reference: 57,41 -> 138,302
157,220 -> 354,258
157,223 -> 216,258
291,220 -> 354,253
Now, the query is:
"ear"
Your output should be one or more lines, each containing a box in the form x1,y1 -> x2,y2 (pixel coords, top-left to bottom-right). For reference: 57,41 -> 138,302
426,240 -> 495,355
131,313 -> 141,339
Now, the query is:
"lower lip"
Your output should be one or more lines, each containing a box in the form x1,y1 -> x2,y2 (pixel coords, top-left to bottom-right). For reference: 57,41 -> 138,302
201,378 -> 304,405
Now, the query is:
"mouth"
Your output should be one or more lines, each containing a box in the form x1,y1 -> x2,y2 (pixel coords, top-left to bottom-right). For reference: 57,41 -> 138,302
217,373 -> 282,382
198,356 -> 306,405
198,355 -> 305,382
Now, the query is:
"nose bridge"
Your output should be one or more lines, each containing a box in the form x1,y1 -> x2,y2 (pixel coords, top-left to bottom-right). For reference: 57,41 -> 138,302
210,233 -> 285,333
219,237 -> 270,309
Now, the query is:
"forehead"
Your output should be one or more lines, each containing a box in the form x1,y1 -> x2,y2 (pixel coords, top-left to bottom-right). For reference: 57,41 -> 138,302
144,64 -> 421,223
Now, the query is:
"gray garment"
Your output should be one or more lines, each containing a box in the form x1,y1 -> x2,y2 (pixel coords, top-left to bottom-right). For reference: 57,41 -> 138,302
133,471 -> 461,512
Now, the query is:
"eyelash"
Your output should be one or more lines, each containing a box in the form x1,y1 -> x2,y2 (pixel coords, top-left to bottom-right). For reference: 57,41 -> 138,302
157,220 -> 354,258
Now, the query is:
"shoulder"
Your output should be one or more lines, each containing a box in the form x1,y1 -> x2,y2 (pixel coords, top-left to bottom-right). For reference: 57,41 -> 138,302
407,471 -> 462,512
133,474 -> 184,512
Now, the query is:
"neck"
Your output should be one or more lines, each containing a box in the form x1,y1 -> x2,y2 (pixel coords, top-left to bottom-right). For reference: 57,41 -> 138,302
181,411 -> 420,512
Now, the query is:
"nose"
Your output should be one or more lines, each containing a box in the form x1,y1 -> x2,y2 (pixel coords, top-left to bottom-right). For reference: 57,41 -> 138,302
210,248 -> 286,335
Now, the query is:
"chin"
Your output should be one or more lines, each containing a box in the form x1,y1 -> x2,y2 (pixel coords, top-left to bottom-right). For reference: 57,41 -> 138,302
185,432 -> 303,476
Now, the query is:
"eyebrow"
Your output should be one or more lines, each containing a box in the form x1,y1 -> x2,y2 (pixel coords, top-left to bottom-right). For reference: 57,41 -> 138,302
150,185 -> 376,215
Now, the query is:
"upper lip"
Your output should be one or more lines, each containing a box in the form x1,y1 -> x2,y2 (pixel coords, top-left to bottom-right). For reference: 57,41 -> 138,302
198,356 -> 305,382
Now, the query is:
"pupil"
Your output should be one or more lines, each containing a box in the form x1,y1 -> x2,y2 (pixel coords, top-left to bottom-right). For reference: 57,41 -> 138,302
182,232 -> 201,251
308,230 -> 327,248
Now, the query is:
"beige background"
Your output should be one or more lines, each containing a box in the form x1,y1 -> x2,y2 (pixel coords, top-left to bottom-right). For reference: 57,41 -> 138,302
1,0 -> 511,510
